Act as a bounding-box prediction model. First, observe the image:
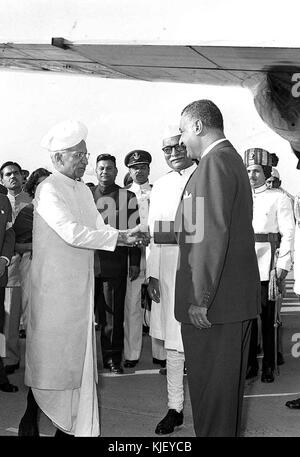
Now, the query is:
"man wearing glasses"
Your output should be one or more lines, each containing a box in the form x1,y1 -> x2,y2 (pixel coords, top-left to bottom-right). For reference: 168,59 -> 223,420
147,127 -> 197,434
19,120 -> 147,437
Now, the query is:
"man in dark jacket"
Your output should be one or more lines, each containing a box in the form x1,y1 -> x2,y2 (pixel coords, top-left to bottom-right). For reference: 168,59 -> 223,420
93,154 -> 141,374
174,99 -> 261,437
0,193 -> 17,392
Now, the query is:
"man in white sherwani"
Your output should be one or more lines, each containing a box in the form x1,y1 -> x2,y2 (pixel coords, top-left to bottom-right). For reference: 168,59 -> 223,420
245,148 -> 295,383
146,130 -> 197,434
18,120 -> 146,437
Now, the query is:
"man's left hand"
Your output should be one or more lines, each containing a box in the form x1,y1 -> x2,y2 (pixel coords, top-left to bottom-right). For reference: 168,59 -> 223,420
129,266 -> 140,281
0,258 -> 7,278
188,305 -> 212,329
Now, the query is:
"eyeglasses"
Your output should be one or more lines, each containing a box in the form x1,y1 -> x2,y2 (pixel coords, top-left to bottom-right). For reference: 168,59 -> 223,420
162,145 -> 186,156
72,152 -> 90,161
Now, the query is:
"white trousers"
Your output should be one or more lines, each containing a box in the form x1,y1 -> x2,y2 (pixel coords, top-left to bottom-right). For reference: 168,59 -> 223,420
123,273 -> 145,360
166,349 -> 185,413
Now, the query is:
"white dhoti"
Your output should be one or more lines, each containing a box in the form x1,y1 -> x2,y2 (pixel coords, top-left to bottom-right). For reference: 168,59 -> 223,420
32,298 -> 99,437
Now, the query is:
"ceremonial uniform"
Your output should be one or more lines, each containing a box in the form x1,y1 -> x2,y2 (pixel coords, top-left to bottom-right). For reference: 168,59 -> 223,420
245,149 -> 295,380
294,195 -> 300,294
123,150 -> 165,365
123,180 -> 152,362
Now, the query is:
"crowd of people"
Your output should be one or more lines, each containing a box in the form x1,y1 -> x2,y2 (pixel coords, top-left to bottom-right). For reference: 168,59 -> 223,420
0,99 -> 300,437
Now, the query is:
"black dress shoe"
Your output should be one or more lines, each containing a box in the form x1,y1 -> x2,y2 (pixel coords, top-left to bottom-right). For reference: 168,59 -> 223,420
153,358 -> 166,368
286,398 -> 300,409
124,359 -> 138,368
277,352 -> 285,366
110,363 -> 124,374
261,367 -> 274,383
105,362 -> 124,374
155,409 -> 183,435
0,382 -> 18,392
5,362 -> 20,375
246,365 -> 258,380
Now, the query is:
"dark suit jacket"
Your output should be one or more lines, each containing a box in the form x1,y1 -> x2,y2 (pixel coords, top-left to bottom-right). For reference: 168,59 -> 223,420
0,194 -> 15,287
93,183 -> 141,278
174,140 -> 261,325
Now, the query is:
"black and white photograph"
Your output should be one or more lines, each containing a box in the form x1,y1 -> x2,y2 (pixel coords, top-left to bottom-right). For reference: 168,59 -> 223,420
1,0 -> 300,445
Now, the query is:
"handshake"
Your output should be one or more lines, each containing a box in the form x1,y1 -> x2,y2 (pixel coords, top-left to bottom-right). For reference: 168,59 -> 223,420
117,224 -> 150,247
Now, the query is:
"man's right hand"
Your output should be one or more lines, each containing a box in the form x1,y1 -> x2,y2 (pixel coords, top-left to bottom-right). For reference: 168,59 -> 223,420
147,277 -> 160,303
117,228 -> 150,247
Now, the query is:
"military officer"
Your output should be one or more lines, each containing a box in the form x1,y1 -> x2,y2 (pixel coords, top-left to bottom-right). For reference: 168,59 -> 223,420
123,150 -> 166,368
245,148 -> 295,383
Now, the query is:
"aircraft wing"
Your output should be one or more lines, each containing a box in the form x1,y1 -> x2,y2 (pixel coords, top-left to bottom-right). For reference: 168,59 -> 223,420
1,37 -> 300,86
2,37 -> 300,166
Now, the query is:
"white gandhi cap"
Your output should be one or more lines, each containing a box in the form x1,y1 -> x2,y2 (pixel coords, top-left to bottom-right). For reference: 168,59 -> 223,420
41,120 -> 88,152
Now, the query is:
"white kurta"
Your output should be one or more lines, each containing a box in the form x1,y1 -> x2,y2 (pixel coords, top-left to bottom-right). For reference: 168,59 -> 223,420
25,171 -> 118,436
146,164 -> 197,352
252,184 -> 295,281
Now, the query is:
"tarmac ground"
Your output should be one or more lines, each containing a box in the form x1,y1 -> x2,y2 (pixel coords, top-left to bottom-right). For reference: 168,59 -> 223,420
1,277 -> 300,439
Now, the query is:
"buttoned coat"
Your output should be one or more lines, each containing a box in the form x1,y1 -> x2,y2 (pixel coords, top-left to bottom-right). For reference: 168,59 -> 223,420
174,140 -> 261,325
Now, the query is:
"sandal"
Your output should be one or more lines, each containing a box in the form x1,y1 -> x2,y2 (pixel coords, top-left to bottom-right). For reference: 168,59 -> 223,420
286,398 -> 300,409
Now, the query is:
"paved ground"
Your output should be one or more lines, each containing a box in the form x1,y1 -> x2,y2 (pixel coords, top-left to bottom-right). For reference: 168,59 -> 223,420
1,277 -> 300,438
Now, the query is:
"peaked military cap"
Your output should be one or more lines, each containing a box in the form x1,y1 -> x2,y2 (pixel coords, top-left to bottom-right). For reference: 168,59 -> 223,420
124,150 -> 152,167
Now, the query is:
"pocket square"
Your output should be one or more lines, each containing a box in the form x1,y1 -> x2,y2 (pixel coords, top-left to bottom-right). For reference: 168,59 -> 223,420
183,191 -> 192,199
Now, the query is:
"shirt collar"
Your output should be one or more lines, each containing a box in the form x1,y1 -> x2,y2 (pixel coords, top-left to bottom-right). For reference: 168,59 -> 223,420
201,138 -> 227,159
53,170 -> 78,188
252,184 -> 267,194
130,181 -> 151,193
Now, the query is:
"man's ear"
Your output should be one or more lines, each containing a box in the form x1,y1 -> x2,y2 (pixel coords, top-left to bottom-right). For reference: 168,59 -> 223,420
193,119 -> 203,136
55,152 -> 64,165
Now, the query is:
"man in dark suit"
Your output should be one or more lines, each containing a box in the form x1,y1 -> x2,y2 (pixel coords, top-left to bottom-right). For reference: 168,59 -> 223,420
174,99 -> 261,437
93,154 -> 141,374
0,192 -> 18,392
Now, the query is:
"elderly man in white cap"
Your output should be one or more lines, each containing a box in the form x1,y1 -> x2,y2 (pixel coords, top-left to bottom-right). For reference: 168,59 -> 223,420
18,120 -> 147,437
146,127 -> 197,434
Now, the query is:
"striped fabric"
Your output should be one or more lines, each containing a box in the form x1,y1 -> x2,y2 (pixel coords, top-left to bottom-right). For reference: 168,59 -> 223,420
244,148 -> 273,166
